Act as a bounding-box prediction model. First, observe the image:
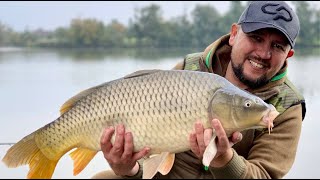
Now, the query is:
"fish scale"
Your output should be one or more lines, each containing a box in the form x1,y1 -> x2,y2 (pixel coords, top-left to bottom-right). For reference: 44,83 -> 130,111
2,69 -> 278,179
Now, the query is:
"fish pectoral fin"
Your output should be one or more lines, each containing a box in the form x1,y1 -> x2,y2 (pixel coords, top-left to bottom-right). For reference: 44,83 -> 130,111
142,152 -> 175,179
142,154 -> 162,179
123,69 -> 161,79
158,152 -> 175,175
69,148 -> 98,176
202,134 -> 217,167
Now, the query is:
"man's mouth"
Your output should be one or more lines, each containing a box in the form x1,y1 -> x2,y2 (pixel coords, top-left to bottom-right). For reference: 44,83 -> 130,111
249,60 -> 265,69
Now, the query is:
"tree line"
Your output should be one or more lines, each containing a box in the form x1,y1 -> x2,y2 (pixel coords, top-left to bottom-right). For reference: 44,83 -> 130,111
0,2 -> 319,48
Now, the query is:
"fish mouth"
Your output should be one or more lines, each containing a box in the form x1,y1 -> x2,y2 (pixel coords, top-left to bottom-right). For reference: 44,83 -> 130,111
259,105 -> 279,134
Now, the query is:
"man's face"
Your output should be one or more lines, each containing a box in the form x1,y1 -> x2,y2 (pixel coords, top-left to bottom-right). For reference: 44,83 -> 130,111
228,25 -> 294,89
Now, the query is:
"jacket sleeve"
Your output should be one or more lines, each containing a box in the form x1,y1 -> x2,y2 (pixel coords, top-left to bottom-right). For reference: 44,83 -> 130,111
171,60 -> 185,70
120,160 -> 144,179
209,104 -> 303,178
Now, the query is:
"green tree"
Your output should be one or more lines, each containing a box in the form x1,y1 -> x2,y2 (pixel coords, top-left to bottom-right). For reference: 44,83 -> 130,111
169,14 -> 194,47
293,2 -> 316,46
18,30 -> 38,46
191,4 -> 222,47
2,1 -> 319,49
69,18 -> 105,47
54,27 -> 71,47
0,22 -> 16,46
220,1 -> 246,33
129,4 -> 164,47
314,9 -> 320,46
0,22 -> 6,45
103,20 -> 127,47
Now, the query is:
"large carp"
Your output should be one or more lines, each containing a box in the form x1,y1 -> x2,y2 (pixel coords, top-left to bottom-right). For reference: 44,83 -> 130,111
2,69 -> 278,179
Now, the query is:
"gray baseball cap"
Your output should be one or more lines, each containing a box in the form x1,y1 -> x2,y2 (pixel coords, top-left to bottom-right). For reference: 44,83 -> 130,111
238,1 -> 300,48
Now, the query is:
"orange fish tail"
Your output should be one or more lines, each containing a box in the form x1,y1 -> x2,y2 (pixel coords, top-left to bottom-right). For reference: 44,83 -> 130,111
1,132 -> 58,179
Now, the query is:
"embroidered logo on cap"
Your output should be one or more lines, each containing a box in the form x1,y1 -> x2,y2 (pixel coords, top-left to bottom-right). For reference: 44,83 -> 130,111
261,3 -> 292,22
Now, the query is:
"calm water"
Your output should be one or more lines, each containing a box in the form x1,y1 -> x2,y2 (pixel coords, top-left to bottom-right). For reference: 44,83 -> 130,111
0,47 -> 319,178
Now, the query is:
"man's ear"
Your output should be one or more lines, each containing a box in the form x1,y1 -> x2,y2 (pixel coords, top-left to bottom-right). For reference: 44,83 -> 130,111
229,24 -> 239,46
287,49 -> 294,58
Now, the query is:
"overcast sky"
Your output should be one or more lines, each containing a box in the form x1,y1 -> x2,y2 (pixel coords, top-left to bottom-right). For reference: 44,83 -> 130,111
0,1 -> 319,32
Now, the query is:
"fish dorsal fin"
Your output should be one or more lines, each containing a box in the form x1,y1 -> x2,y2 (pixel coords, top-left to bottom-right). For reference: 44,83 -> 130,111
60,86 -> 102,115
123,69 -> 161,79
202,134 -> 217,167
142,152 -> 175,179
69,148 -> 98,176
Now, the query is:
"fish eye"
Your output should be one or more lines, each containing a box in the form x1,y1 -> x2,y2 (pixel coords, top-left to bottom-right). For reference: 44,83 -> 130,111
245,100 -> 252,107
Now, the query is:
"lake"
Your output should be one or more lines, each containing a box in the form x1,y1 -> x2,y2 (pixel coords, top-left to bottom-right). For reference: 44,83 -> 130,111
0,47 -> 319,178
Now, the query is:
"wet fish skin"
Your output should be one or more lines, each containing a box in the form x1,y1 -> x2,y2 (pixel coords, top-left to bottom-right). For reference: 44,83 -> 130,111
2,69 -> 278,179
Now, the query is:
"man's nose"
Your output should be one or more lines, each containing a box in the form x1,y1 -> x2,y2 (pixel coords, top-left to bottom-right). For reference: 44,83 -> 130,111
256,44 -> 272,59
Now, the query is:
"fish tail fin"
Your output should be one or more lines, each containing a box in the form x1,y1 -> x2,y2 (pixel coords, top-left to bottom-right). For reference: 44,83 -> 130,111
2,132 -> 58,179
69,148 -> 98,176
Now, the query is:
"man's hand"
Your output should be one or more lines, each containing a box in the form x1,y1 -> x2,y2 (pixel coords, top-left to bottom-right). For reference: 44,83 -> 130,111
100,124 -> 150,176
189,119 -> 242,168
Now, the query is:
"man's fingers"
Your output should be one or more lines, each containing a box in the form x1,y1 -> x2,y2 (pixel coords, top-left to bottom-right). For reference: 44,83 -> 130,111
230,131 -> 242,145
189,132 -> 200,157
211,119 -> 229,150
113,124 -> 125,155
132,147 -> 150,161
100,126 -> 115,154
195,121 -> 206,155
211,119 -> 242,149
122,132 -> 134,160
211,119 -> 226,137
204,128 -> 213,146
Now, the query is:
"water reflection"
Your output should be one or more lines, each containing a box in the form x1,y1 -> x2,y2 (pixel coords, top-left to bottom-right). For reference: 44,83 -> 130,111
56,47 -> 204,60
2,46 -> 317,61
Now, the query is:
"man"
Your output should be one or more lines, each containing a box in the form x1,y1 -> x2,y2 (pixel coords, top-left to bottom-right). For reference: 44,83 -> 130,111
93,1 -> 306,179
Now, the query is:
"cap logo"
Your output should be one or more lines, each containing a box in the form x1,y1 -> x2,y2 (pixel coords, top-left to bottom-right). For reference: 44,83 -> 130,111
261,3 -> 292,22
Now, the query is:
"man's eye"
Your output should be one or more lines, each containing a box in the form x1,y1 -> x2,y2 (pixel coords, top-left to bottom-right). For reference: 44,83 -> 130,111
251,35 -> 262,42
273,43 -> 285,51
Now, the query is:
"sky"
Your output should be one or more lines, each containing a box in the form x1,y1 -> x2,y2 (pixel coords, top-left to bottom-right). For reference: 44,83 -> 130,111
0,1 -> 232,32
0,1 -> 319,32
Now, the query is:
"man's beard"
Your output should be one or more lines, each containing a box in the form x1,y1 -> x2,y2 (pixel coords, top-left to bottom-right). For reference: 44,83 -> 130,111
231,61 -> 269,89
